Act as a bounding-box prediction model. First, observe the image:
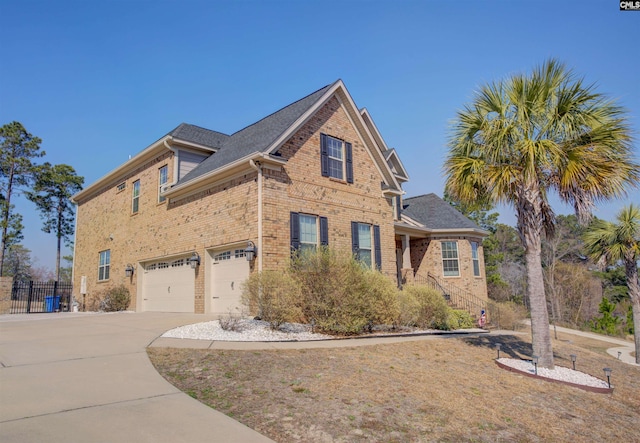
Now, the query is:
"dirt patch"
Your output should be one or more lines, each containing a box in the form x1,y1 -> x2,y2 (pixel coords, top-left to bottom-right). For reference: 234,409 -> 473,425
148,333 -> 639,442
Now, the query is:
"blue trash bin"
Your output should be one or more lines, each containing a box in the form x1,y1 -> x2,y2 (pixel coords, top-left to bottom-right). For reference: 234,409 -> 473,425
45,295 -> 61,312
45,296 -> 55,312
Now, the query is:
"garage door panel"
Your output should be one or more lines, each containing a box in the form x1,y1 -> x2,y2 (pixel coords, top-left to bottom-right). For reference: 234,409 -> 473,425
143,258 -> 194,312
211,249 -> 249,314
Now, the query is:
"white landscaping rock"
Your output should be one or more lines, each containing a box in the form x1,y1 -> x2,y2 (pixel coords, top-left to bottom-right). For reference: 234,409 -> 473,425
497,358 -> 609,389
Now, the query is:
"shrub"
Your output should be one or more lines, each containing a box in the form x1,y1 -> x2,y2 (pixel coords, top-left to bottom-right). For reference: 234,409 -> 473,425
590,297 -> 621,336
397,285 -> 450,330
447,309 -> 475,330
241,270 -> 303,329
100,285 -> 131,312
292,247 -> 399,335
219,308 -> 246,332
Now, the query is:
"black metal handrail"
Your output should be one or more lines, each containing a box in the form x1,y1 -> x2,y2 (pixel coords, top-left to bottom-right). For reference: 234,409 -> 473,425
413,273 -> 486,318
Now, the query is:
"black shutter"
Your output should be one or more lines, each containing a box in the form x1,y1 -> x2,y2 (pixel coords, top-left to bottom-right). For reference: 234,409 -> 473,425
373,225 -> 382,270
345,142 -> 353,183
396,195 -> 402,220
290,212 -> 300,252
351,221 -> 360,258
320,216 -> 329,246
320,133 -> 329,177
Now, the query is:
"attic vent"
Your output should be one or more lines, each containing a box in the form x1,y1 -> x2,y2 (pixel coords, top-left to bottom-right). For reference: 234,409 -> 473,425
116,182 -> 126,192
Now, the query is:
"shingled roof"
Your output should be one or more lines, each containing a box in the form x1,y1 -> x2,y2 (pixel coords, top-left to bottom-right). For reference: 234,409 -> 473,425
169,123 -> 229,149
402,193 -> 482,231
177,82 -> 336,184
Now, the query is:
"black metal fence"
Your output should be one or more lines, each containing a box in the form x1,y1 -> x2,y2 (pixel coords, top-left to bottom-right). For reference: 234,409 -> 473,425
10,281 -> 73,314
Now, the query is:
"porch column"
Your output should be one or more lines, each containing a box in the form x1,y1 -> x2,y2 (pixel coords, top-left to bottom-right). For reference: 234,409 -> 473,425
401,234 -> 414,285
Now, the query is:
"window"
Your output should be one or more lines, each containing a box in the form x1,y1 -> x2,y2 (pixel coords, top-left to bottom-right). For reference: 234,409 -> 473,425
441,241 -> 459,277
471,242 -> 480,276
320,134 -> 353,183
351,222 -> 381,270
98,250 -> 110,281
158,165 -> 168,203
116,182 -> 126,192
299,214 -> 318,253
357,224 -> 372,268
215,251 -> 231,261
326,136 -> 343,180
290,212 -> 328,253
132,180 -> 140,213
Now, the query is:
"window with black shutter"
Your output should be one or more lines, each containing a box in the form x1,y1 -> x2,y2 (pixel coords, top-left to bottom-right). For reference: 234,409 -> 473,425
321,133 -> 353,183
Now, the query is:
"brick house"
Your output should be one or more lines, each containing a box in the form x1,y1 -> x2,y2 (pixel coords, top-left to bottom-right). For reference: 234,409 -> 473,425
71,80 -> 487,314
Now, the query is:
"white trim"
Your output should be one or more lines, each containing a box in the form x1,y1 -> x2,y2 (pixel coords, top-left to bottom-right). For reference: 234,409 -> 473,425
170,138 -> 218,153
72,136 -> 170,203
164,153 -> 286,200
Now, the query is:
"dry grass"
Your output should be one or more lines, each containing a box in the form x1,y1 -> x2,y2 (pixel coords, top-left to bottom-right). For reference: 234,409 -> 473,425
147,332 -> 639,442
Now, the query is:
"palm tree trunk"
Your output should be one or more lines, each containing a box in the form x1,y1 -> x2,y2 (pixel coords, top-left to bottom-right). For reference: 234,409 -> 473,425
525,236 -> 555,368
625,256 -> 640,364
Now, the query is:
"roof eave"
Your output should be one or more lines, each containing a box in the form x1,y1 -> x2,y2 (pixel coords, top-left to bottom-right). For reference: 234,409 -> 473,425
171,137 -> 219,153
263,80 -> 403,192
163,152 -> 287,199
71,135 -> 171,203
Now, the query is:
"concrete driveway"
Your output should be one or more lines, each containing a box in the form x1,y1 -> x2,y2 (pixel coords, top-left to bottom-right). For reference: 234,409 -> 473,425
0,312 -> 274,443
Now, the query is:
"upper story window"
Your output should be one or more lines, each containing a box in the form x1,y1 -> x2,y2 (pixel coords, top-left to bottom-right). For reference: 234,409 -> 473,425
441,241 -> 459,277
471,241 -> 480,277
158,165 -> 168,203
98,250 -> 110,281
132,180 -> 140,213
116,182 -> 126,192
290,212 -> 328,254
320,134 -> 353,183
351,222 -> 381,270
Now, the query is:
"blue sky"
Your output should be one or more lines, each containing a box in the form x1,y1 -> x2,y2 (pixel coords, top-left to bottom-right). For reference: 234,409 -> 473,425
1,0 -> 639,272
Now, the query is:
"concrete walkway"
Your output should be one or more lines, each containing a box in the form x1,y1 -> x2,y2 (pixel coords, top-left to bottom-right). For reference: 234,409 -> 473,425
0,312 -> 275,443
524,321 -> 638,366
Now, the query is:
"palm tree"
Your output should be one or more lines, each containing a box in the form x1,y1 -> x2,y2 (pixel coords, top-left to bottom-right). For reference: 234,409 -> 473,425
444,59 -> 639,368
584,205 -> 640,364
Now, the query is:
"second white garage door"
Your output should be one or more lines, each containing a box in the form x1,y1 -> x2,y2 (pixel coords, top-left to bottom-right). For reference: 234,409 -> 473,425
210,248 -> 250,314
142,257 -> 194,312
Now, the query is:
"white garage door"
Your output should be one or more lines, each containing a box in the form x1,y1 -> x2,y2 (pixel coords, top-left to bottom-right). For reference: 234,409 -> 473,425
142,257 -> 194,312
210,248 -> 250,314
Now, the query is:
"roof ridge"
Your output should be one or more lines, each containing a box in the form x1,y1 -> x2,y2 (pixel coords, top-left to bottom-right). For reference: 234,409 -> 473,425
228,81 -> 337,137
404,193 -> 438,201
179,123 -> 229,136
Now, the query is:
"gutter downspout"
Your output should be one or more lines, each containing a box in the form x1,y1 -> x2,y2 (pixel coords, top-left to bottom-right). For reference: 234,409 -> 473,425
249,159 -> 263,272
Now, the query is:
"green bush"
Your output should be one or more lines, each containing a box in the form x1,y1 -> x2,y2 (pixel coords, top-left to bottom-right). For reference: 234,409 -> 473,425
241,270 -> 303,329
397,285 -> 450,330
448,309 -> 475,330
100,285 -> 131,312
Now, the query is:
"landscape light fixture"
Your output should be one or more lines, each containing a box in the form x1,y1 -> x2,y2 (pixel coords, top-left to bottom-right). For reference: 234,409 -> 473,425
188,252 -> 201,269
570,354 -> 577,370
495,343 -> 502,359
603,368 -> 612,388
125,264 -> 135,278
617,351 -> 622,360
245,240 -> 257,262
532,355 -> 539,375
